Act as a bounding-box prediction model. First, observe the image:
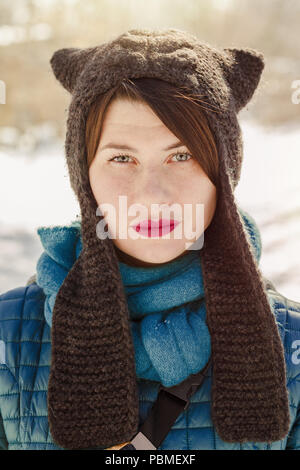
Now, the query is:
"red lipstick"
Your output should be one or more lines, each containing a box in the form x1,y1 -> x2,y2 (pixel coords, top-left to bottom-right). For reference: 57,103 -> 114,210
133,219 -> 180,237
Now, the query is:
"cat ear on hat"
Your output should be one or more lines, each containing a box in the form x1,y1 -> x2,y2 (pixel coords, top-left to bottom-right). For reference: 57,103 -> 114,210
50,46 -> 98,94
222,47 -> 265,113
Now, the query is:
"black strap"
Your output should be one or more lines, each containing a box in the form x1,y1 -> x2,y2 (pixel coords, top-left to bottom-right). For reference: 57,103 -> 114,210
120,357 -> 212,450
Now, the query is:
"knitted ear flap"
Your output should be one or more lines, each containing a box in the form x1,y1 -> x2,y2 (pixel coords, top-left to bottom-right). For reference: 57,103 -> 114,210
50,46 -> 98,94
222,48 -> 265,113
47,184 -> 140,450
201,147 -> 290,443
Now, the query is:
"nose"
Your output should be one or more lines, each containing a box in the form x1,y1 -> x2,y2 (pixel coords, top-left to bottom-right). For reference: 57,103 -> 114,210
134,169 -> 172,209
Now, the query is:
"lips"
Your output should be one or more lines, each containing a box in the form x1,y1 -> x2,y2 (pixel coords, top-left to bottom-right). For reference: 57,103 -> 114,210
133,219 -> 180,237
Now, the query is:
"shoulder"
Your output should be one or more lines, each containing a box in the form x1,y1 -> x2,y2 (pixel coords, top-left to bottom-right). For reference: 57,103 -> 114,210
265,278 -> 300,340
264,279 -> 300,383
0,282 -> 46,344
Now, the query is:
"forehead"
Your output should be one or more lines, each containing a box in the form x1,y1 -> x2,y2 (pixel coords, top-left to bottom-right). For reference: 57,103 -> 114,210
101,98 -> 172,137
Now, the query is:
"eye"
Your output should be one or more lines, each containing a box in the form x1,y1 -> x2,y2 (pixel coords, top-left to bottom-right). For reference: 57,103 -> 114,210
170,151 -> 193,163
108,154 -> 134,164
108,151 -> 193,164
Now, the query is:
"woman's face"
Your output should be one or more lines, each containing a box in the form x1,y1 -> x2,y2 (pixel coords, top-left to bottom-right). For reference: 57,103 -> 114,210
89,98 -> 217,264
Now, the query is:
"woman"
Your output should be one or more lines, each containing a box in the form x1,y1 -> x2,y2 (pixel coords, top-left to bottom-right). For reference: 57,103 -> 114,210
0,28 -> 299,450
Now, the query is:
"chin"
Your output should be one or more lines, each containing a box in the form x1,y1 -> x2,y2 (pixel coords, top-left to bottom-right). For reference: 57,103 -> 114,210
132,246 -> 184,264
140,254 -> 173,264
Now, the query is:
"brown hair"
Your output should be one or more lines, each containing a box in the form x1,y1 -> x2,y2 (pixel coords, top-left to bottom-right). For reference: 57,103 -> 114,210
85,77 -> 219,188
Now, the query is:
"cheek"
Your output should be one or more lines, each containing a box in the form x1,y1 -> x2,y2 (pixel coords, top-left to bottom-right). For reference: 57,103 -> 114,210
179,176 -> 217,226
89,170 -> 132,208
185,175 -> 216,204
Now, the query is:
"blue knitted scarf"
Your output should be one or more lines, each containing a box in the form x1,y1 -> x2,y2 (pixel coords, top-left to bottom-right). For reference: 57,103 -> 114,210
36,207 -> 261,387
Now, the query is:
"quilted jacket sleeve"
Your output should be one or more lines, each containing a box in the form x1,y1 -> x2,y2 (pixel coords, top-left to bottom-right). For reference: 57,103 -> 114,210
264,278 -> 300,450
283,307 -> 300,449
0,413 -> 8,450
286,404 -> 300,449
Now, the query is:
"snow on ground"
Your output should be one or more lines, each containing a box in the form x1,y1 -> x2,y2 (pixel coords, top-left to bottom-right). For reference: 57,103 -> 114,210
0,121 -> 299,301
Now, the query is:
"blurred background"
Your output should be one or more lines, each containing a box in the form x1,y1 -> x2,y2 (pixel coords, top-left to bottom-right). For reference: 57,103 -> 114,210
0,0 -> 299,300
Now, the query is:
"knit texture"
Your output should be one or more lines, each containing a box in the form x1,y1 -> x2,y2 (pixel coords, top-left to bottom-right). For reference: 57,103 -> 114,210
48,27 -> 290,449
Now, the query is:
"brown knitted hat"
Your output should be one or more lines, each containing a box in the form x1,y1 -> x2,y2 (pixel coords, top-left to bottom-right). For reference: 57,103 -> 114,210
48,27 -> 290,449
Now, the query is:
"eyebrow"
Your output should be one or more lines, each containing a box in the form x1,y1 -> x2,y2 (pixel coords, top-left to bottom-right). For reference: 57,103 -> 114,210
98,139 -> 185,152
